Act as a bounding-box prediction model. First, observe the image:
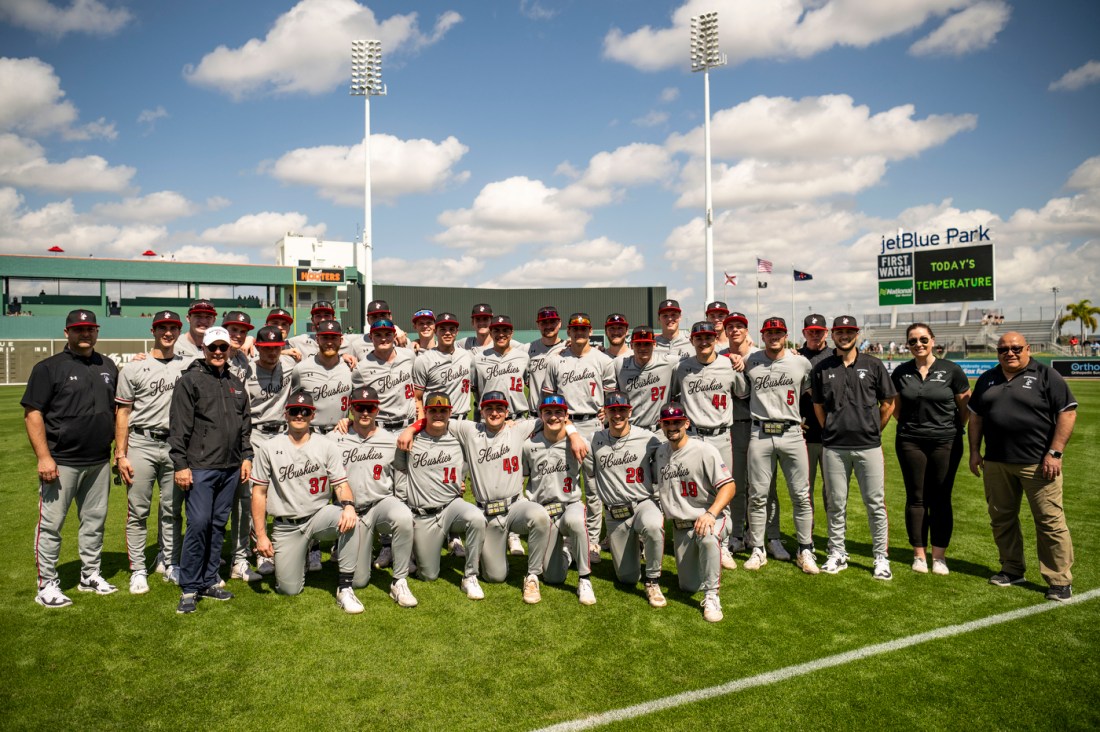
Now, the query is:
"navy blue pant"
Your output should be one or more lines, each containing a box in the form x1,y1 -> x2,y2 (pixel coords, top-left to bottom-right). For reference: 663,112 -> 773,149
180,467 -> 239,594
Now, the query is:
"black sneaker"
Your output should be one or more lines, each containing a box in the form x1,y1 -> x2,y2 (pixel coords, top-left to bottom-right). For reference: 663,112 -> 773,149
200,586 -> 234,601
1045,584 -> 1072,602
177,593 -> 198,614
988,572 -> 1025,587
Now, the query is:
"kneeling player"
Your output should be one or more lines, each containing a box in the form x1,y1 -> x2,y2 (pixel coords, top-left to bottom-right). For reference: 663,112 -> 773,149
250,391 -> 361,613
654,403 -> 737,622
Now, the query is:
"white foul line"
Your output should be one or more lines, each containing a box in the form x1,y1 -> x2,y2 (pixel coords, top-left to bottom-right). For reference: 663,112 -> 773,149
534,588 -> 1100,732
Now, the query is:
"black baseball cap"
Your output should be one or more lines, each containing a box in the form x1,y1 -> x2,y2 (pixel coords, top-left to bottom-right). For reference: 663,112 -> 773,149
315,319 -> 343,335
350,386 -> 380,404
803,314 -> 827,331
471,303 -> 493,317
424,392 -> 453,410
761,317 -> 787,333
65,309 -> 99,327
223,311 -> 253,330
832,315 -> 859,330
286,390 -> 316,410
267,307 -> 293,324
658,299 -> 681,314
723,312 -> 749,326
480,391 -> 510,407
188,299 -> 216,316
254,326 -> 286,348
536,306 -> 560,322
312,301 -> 336,315
151,310 -> 182,327
490,315 -> 513,330
604,391 -> 631,408
631,326 -> 656,343
690,321 -> 718,338
660,403 -> 689,422
435,312 -> 460,326
367,300 -> 391,316
705,301 -> 729,315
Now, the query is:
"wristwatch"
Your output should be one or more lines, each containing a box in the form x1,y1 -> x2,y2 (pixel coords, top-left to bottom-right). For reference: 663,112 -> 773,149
339,500 -> 356,509
1048,449 -> 1063,459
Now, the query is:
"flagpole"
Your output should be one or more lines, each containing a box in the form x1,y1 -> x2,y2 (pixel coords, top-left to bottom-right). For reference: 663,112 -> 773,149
791,268 -> 796,343
755,274 -> 761,326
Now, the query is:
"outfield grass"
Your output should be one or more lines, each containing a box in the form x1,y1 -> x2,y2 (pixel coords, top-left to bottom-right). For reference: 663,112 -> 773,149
1,383 -> 1097,731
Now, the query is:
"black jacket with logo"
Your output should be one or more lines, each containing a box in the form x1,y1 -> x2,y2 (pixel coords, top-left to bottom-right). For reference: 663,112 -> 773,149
169,359 -> 253,471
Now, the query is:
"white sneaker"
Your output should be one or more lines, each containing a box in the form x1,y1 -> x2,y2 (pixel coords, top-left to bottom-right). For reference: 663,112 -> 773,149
702,591 -> 723,622
821,554 -> 848,574
522,574 -> 541,604
645,582 -> 667,608
231,560 -> 261,582
163,565 -> 180,585
872,557 -> 893,581
374,546 -> 393,569
508,533 -> 526,556
152,551 -> 166,574
77,572 -> 118,595
461,575 -> 485,600
336,586 -> 364,614
728,536 -> 746,553
256,556 -> 275,576
577,577 -> 596,606
35,580 -> 72,608
588,543 -> 602,565
912,556 -> 928,574
796,549 -> 820,575
214,577 -> 226,589
129,571 -> 150,595
720,544 -> 737,570
743,547 -> 768,571
932,558 -> 950,576
307,548 -> 323,572
389,578 -> 419,608
449,536 -> 466,557
767,539 -> 791,561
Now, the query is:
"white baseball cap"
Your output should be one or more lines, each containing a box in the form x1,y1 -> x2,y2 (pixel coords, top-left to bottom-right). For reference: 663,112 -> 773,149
202,326 -> 231,346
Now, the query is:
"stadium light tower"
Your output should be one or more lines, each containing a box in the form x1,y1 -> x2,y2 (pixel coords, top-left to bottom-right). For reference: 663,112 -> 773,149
691,12 -> 726,305
350,39 -> 386,308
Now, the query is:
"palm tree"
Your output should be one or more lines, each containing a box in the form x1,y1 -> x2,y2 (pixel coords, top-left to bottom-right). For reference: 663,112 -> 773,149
1057,298 -> 1100,345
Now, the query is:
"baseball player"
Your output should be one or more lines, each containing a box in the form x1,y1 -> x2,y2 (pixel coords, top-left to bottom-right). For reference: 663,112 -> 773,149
615,325 -> 679,432
671,321 -> 747,570
410,308 -> 437,352
811,315 -> 896,580
653,403 -> 737,623
329,386 -> 418,607
392,392 -> 486,599
173,299 -> 217,362
459,303 -> 496,352
114,310 -> 188,593
288,301 -> 361,363
264,307 -> 301,362
473,314 -> 530,422
362,299 -> 409,353
797,314 -> 832,520
523,394 -> 596,605
524,306 -> 566,414
543,313 -> 617,562
221,311 -> 254,382
655,299 -> 695,359
589,391 -> 666,607
250,390 -> 363,613
412,311 -> 474,420
741,317 -> 818,574
705,301 -> 731,351
602,313 -> 633,359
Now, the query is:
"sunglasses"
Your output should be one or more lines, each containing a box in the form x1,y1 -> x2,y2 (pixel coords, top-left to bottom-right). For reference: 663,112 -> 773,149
997,345 -> 1026,355
206,342 -> 230,353
351,403 -> 379,413
286,407 -> 314,418
907,336 -> 931,346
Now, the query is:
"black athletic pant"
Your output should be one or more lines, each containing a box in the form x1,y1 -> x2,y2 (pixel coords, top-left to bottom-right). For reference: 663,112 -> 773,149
895,435 -> 963,548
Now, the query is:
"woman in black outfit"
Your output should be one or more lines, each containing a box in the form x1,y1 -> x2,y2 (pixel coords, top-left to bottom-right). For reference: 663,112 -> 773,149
890,323 -> 970,575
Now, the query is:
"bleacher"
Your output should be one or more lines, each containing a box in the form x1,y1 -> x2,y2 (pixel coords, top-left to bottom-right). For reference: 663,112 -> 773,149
860,318 -> 1058,355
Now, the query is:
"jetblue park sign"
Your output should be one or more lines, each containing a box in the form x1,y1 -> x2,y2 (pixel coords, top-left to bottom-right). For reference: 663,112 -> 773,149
877,227 -> 995,306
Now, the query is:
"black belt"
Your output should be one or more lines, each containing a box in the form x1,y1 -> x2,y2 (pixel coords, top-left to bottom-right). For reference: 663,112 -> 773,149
313,425 -> 336,435
571,413 -> 598,422
695,425 -> 729,436
132,427 -> 169,441
733,418 -> 752,423
410,504 -> 445,517
450,414 -> 468,421
275,515 -> 310,526
382,418 -> 412,430
257,423 -> 284,434
355,500 -> 380,516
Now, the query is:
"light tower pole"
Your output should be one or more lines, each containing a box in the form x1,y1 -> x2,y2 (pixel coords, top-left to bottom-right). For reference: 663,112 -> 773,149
691,12 -> 727,305
350,39 -> 386,317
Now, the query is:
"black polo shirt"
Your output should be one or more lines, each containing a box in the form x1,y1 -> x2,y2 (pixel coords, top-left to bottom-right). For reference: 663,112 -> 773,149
21,348 -> 119,466
797,345 -> 831,444
891,357 -> 970,442
969,359 -> 1076,464
811,351 -> 895,449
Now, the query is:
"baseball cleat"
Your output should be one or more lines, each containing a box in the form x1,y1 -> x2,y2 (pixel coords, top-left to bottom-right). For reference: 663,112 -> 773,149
230,560 -> 261,582
522,574 -> 541,604
767,539 -> 791,561
508,533 -> 526,556
743,547 -> 768,570
77,572 -> 118,595
932,558 -> 950,576
872,557 -> 893,581
701,591 -> 723,623
720,544 -> 737,570
307,548 -> 323,573
373,546 -> 393,569
988,571 -> 1025,587
461,575 -> 485,600
577,577 -> 597,606
152,551 -> 167,574
256,556 -> 275,576
644,582 -> 667,608
728,536 -> 746,553
176,593 -> 198,614
389,578 -> 419,608
449,536 -> 466,558
336,587 -> 364,614
35,581 -> 72,609
821,554 -> 849,574
200,586 -> 234,601
911,557 -> 928,574
129,571 -> 150,595
588,543 -> 602,565
796,549 -> 820,575
163,565 -> 180,585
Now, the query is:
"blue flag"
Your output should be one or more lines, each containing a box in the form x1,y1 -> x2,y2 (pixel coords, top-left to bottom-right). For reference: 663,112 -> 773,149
794,270 -> 813,281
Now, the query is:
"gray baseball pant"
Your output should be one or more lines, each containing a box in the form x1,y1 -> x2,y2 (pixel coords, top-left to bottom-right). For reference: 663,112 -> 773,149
732,421 -> 780,540
125,432 -> 182,571
481,499 -> 550,582
692,429 -> 740,539
672,514 -> 727,593
271,505 -> 357,595
574,418 -> 603,548
35,462 -> 110,586
543,501 -> 590,584
806,441 -> 828,518
412,498 -> 486,580
353,496 -> 414,588
605,498 -> 664,584
822,446 -> 889,559
747,428 -> 814,548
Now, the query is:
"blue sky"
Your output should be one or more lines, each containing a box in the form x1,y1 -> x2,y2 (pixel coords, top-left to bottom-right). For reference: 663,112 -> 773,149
1,0 -> 1097,320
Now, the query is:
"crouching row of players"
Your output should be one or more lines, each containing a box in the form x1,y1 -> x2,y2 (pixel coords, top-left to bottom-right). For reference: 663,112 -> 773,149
255,386 -> 735,622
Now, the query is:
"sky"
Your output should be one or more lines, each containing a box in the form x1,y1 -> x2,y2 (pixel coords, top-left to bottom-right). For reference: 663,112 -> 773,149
1,0 -> 1098,321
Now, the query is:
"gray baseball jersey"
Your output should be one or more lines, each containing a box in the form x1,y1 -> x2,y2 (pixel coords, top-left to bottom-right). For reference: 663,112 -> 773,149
447,418 -> 539,503
412,347 -> 474,417
173,333 -> 204,363
226,351 -> 251,383
525,339 -> 566,412
544,347 -> 616,417
352,347 -> 417,423
615,354 -> 679,427
671,356 -> 749,429
394,430 -> 467,510
589,426 -> 661,505
474,346 -> 530,414
288,333 -> 361,360
522,431 -> 585,505
291,356 -> 355,428
252,434 -> 348,519
329,428 -> 400,507
719,345 -> 760,420
654,438 -> 734,522
656,332 -> 695,359
744,350 -> 812,422
115,354 -> 187,429
246,355 -> 297,427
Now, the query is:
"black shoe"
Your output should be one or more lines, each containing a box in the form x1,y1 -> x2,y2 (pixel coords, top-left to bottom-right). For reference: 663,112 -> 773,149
177,593 -> 198,614
200,586 -> 234,601
1045,584 -> 1072,602
988,572 -> 1025,587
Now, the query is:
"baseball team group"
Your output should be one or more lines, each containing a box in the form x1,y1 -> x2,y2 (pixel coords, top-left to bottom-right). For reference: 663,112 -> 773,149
23,296 -> 1078,621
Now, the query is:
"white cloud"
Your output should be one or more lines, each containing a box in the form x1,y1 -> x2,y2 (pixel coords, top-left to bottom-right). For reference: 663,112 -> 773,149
678,156 -> 888,207
0,133 -> 134,193
91,191 -> 200,224
1049,60 -> 1100,92
909,1 -> 1010,57
0,57 -> 117,140
633,110 -> 669,128
557,143 -> 677,208
137,105 -> 168,133
478,238 -> 645,288
660,87 -> 680,103
183,0 -> 462,98
519,0 -> 557,21
266,133 -> 469,205
199,211 -> 327,247
206,196 -> 232,211
374,254 -> 483,285
159,244 -> 251,265
0,0 -> 131,37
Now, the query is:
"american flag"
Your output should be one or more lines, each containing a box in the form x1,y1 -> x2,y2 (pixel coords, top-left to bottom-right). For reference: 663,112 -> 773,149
757,258 -> 773,273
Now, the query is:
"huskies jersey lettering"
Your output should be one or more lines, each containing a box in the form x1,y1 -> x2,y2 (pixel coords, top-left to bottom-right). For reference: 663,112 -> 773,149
615,354 -> 678,427
589,426 -> 661,505
671,356 -> 748,429
394,430 -> 466,510
743,350 -> 812,423
246,355 -> 297,427
654,439 -> 734,522
292,356 -> 355,428
524,339 -> 566,412
252,435 -> 347,519
352,347 -> 417,423
474,347 -> 530,414
523,432 -> 584,505
447,418 -> 538,502
329,428 -> 399,507
544,348 -> 616,416
412,348 -> 473,418
115,353 -> 187,430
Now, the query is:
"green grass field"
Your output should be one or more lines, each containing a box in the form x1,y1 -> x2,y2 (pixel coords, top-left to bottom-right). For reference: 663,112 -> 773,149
1,383 -> 1097,730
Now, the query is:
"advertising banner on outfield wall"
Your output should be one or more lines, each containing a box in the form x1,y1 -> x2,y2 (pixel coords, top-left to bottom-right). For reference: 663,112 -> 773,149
958,360 -> 998,377
1052,359 -> 1100,378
